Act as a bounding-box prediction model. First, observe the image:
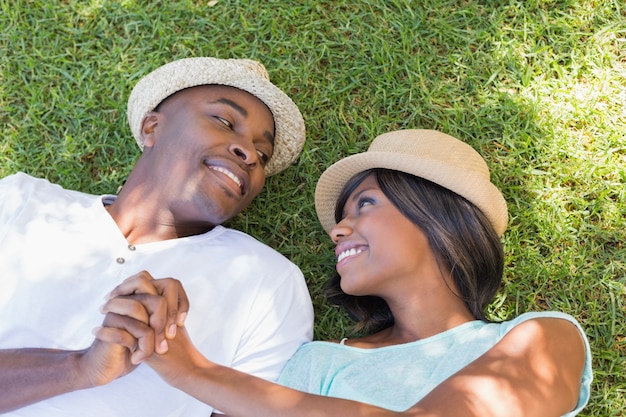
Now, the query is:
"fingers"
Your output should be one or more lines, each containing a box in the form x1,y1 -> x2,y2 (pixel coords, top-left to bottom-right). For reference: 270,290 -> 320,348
102,271 -> 190,357
152,278 -> 190,332
106,271 -> 190,340
95,312 -> 156,364
106,271 -> 159,299
101,295 -> 169,354
93,326 -> 137,351
101,297 -> 152,324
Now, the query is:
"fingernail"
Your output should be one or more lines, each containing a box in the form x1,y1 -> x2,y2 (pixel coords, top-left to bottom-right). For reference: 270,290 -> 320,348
159,339 -> 169,353
178,312 -> 187,326
168,324 -> 177,338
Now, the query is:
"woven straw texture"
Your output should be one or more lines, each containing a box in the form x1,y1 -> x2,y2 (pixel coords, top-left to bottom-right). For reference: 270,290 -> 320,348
314,129 -> 508,236
127,57 -> 305,176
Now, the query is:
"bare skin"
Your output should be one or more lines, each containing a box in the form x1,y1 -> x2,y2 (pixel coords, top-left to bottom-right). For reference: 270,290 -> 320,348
99,174 -> 587,417
0,85 -> 275,412
100,289 -> 585,417
107,85 -> 275,244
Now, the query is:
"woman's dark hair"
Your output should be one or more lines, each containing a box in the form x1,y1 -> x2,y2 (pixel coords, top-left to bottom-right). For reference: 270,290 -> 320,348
325,168 -> 504,334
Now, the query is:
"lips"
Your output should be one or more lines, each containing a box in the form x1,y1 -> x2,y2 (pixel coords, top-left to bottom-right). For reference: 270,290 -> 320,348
335,241 -> 367,264
208,165 -> 245,195
337,247 -> 365,262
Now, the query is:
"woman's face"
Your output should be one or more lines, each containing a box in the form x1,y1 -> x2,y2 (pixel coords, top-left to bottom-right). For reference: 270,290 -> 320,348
330,173 -> 438,298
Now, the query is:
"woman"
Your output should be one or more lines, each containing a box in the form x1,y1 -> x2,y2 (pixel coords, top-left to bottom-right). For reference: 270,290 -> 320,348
102,129 -> 592,416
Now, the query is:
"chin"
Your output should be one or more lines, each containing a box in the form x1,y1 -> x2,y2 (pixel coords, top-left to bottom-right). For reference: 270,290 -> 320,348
197,203 -> 243,226
339,283 -> 362,296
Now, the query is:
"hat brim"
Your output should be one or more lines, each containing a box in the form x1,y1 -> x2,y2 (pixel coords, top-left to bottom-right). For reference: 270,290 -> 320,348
315,149 -> 508,237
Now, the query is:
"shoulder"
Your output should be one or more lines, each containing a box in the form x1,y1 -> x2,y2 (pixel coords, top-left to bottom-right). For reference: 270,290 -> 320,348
501,313 -> 585,348
207,228 -> 307,294
499,312 -> 589,350
0,172 -> 42,189
500,311 -> 584,335
217,227 -> 300,268
0,173 -> 111,231
497,312 -> 589,358
493,312 -> 592,414
0,172 -> 91,200
0,173 -> 83,215
279,341 -> 340,376
289,340 -> 341,357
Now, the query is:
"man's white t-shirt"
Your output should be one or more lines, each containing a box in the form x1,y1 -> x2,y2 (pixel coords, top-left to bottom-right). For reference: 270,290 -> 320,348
0,173 -> 314,416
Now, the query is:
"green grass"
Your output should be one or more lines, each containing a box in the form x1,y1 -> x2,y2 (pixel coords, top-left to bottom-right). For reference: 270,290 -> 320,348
2,0 -> 625,415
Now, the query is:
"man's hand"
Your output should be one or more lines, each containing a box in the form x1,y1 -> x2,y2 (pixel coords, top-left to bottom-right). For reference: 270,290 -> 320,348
99,271 -> 190,362
0,271 -> 188,412
82,311 -> 152,386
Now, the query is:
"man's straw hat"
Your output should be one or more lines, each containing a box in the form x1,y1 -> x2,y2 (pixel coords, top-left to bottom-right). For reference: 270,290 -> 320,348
315,129 -> 508,236
127,57 -> 305,176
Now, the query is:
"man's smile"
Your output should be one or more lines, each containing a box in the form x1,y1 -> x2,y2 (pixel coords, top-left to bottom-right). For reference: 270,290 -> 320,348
207,165 -> 245,195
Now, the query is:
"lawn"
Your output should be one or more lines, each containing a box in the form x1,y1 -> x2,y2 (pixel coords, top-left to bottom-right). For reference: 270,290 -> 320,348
1,0 -> 624,415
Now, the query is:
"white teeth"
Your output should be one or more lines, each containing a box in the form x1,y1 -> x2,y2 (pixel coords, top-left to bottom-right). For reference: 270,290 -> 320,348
210,167 -> 241,188
337,248 -> 363,262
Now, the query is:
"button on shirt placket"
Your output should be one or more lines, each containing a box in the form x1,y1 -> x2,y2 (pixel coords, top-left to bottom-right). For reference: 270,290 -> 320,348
116,244 -> 136,265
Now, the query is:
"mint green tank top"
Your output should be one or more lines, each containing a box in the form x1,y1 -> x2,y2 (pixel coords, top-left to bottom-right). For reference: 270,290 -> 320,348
278,312 -> 592,415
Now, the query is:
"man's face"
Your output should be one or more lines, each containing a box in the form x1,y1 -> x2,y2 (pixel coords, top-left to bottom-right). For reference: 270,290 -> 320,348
141,84 -> 275,227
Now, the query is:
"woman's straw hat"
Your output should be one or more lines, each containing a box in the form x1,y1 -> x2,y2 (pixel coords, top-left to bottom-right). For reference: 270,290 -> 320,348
127,57 -> 306,176
315,129 -> 508,236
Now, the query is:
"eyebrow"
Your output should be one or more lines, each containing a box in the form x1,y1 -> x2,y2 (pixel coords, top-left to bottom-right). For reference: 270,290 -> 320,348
342,186 -> 376,214
215,98 -> 275,145
349,188 -> 369,204
216,98 -> 248,117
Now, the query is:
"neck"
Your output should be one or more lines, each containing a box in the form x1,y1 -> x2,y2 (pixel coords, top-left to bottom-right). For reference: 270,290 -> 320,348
350,273 -> 476,348
387,300 -> 475,343
105,172 -> 215,245
105,203 -> 214,245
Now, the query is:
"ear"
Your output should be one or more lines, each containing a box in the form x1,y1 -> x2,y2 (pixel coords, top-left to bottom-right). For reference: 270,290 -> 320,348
140,112 -> 160,149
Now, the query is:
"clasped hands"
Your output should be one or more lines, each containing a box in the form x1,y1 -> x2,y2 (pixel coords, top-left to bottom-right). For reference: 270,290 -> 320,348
81,270 -> 190,388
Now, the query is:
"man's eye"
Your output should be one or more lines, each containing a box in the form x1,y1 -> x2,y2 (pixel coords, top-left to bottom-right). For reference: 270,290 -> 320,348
215,116 -> 232,128
256,150 -> 269,165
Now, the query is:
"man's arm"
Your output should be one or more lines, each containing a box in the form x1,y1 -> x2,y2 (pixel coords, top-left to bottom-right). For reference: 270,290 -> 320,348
226,264 -> 313,382
0,271 -> 187,413
0,314 -> 144,413
0,348 -> 89,412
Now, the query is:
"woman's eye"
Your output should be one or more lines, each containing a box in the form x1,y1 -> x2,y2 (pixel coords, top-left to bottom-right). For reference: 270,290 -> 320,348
358,198 -> 374,208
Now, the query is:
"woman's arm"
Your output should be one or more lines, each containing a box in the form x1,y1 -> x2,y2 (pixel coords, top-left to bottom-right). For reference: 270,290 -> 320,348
404,317 -> 586,417
143,326 -> 401,417
100,277 -> 587,417
131,317 -> 585,417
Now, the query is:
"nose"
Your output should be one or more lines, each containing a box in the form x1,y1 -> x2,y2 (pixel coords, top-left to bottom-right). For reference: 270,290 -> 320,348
330,217 -> 352,244
230,142 -> 259,169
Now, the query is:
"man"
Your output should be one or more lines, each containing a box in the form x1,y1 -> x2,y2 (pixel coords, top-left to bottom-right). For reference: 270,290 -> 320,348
0,57 -> 314,416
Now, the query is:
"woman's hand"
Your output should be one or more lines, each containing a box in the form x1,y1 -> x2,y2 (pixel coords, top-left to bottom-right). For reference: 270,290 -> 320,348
97,271 -> 190,363
144,326 -> 208,386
